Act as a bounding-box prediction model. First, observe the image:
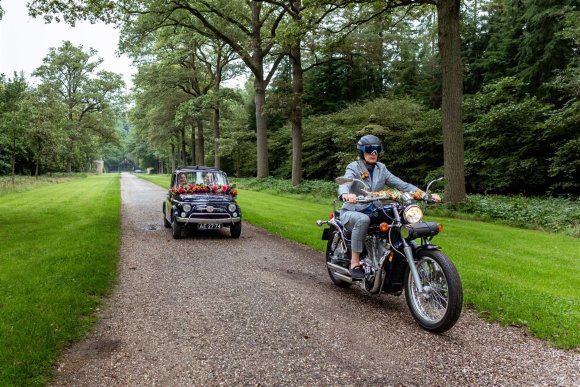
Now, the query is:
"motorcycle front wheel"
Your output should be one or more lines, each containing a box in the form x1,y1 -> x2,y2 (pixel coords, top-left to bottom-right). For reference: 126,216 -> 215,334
404,250 -> 463,333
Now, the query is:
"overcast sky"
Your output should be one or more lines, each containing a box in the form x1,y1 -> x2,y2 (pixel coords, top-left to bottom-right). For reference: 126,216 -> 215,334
0,0 -> 135,90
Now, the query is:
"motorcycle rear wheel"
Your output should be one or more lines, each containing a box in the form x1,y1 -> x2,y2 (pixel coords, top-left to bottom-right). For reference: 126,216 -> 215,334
325,230 -> 351,288
404,250 -> 462,333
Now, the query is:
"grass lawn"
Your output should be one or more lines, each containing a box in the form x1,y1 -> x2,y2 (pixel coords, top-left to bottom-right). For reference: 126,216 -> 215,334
0,174 -> 120,385
139,173 -> 579,349
0,175 -> 78,196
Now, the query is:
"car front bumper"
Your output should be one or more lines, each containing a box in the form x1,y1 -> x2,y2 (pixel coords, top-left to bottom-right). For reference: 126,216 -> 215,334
176,213 -> 241,225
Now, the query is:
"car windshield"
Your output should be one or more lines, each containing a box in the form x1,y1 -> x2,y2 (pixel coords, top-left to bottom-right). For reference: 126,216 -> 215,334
174,171 -> 229,188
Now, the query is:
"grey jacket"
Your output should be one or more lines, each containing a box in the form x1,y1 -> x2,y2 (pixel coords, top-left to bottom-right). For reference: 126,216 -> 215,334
337,160 -> 419,211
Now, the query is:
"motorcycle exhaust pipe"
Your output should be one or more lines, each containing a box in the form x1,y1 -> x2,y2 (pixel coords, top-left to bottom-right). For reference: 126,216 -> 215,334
327,262 -> 350,276
332,272 -> 353,284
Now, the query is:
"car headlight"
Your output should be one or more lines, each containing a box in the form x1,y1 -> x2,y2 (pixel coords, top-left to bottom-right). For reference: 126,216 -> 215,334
403,205 -> 423,224
228,203 -> 237,212
182,204 -> 191,212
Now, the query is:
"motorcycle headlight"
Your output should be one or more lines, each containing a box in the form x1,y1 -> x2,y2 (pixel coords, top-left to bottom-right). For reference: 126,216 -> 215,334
403,205 -> 423,224
182,204 -> 191,212
228,203 -> 237,212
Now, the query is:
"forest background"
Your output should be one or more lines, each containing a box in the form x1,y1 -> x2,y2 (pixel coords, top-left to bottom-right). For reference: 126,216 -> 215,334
0,0 -> 578,199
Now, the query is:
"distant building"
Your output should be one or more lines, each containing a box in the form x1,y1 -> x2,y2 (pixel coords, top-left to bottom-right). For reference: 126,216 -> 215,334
94,160 -> 105,174
119,158 -> 136,172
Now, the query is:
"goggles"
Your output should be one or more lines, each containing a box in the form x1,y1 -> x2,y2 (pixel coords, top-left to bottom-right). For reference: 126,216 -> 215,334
361,144 -> 382,155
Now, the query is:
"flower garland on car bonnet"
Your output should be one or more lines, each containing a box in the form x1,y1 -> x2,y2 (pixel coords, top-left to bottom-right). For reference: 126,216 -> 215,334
171,183 -> 238,197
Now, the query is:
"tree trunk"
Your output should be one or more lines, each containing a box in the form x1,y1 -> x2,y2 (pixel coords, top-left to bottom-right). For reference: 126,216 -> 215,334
290,43 -> 303,186
213,107 -> 221,169
35,159 -> 39,178
196,119 -> 205,165
11,152 -> 16,185
437,0 -> 466,203
181,127 -> 187,166
191,124 -> 196,166
254,76 -> 269,177
171,143 -> 176,172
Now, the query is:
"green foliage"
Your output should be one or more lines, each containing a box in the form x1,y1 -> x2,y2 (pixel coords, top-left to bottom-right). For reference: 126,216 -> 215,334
464,0 -> 577,99
0,174 -> 120,385
303,56 -> 384,116
517,0 -> 576,93
19,41 -> 127,173
464,77 -> 552,194
269,96 -> 442,184
0,74 -> 30,175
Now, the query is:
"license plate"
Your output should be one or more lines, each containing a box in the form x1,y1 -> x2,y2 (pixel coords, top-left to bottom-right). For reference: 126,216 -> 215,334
198,223 -> 222,230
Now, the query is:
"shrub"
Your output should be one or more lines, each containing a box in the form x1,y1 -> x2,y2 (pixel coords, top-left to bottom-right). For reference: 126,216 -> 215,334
450,194 -> 580,237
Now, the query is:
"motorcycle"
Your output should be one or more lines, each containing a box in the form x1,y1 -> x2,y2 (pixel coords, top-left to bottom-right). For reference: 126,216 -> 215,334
316,176 -> 462,333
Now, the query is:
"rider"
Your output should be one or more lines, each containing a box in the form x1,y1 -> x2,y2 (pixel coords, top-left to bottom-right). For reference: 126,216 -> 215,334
338,134 -> 440,280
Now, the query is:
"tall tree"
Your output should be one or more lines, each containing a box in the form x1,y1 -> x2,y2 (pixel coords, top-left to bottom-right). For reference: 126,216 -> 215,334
314,0 -> 465,201
0,74 -> 30,182
27,89 -> 67,176
33,41 -> 125,172
28,0 -> 286,178
436,0 -> 465,202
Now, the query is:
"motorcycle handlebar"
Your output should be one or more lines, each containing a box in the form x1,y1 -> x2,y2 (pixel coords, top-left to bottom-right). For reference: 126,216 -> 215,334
342,194 -> 441,204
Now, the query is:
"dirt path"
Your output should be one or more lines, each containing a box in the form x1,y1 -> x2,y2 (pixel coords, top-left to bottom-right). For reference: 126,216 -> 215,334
52,173 -> 579,385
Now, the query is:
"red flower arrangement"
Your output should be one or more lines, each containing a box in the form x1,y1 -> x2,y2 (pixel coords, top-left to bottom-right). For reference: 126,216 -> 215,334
171,184 -> 238,197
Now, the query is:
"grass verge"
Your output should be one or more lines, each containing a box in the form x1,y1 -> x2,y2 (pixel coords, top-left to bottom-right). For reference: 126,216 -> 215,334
0,174 -> 121,385
0,175 -> 82,196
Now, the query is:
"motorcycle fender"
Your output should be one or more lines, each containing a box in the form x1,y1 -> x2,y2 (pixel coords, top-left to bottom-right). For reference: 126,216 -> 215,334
413,243 -> 441,255
322,228 -> 330,240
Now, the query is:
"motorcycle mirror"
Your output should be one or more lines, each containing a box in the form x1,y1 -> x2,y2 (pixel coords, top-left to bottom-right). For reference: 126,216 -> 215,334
335,176 -> 353,185
426,176 -> 445,192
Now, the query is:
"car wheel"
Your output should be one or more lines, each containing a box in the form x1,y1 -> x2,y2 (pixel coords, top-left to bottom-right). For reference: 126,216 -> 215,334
172,217 -> 182,239
163,204 -> 171,228
230,222 -> 242,238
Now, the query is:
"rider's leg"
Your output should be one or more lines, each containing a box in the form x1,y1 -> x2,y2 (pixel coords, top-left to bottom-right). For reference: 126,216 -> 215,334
341,211 -> 371,270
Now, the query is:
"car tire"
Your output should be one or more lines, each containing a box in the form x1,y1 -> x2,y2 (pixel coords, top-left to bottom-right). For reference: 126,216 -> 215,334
172,217 -> 182,239
163,204 -> 171,228
230,222 -> 242,238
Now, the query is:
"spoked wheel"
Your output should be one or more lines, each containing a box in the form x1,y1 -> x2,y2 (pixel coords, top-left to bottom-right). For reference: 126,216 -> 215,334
404,250 -> 462,333
325,230 -> 351,288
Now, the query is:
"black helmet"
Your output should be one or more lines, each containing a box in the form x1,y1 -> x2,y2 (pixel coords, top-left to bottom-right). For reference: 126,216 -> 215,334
357,134 -> 383,157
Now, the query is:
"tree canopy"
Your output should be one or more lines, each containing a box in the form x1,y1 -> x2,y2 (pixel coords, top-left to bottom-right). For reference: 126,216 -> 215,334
1,0 -> 576,197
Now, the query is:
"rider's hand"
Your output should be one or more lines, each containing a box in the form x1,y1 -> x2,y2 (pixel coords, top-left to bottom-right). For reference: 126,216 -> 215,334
431,193 -> 441,203
342,194 -> 358,204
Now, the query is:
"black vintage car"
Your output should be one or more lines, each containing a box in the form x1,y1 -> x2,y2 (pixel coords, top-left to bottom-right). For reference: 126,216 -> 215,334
163,166 -> 242,239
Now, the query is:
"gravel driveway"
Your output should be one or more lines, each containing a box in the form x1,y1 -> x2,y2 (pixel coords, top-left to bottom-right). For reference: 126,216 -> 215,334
53,173 -> 579,386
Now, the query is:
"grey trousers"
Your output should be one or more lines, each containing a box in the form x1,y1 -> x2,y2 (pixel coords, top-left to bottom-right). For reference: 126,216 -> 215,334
340,210 -> 370,253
